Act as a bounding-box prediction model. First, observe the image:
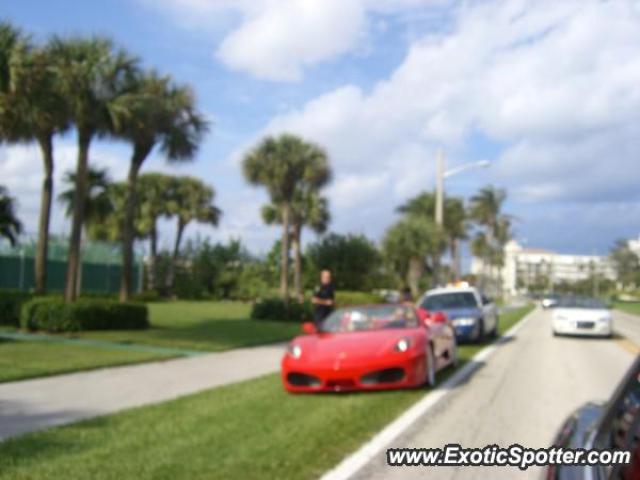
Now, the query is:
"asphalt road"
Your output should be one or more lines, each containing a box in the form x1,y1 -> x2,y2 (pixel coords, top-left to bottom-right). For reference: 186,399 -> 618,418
354,308 -> 638,480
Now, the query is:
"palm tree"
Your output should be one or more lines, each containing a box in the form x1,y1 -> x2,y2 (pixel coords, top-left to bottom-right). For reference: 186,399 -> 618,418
48,36 -> 138,302
382,216 -> 445,297
58,166 -> 113,297
0,185 -> 22,246
469,185 -> 512,293
262,190 -> 330,301
137,173 -> 173,291
242,134 -> 331,303
398,192 -> 467,281
165,176 -> 221,294
112,72 -> 208,301
0,23 -> 70,293
58,167 -> 114,233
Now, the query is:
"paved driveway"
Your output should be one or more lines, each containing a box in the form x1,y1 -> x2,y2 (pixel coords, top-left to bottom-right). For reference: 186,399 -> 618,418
0,343 -> 284,440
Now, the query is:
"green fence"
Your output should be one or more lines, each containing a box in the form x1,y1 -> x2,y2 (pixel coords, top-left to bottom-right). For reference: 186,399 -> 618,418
0,238 -> 142,294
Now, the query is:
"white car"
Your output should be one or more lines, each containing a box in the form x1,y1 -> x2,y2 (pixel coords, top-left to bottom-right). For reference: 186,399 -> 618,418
551,297 -> 612,337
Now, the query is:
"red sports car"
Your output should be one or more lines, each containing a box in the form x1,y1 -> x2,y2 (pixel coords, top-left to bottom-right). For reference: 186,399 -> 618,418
281,304 -> 457,393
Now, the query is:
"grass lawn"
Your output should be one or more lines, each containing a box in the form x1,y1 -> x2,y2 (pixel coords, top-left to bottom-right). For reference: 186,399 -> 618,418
73,301 -> 301,352
0,338 -> 171,383
0,305 -> 533,480
615,302 -> 640,317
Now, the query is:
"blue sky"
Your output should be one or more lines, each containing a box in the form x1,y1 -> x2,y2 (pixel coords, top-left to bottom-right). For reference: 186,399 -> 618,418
1,0 -> 640,260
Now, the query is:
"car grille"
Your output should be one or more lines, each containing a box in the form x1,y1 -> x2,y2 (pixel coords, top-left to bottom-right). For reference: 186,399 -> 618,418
360,367 -> 405,385
287,372 -> 321,387
577,321 -> 595,329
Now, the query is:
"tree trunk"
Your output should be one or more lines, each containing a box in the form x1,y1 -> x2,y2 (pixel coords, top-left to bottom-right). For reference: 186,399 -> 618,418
35,134 -> 54,295
120,147 -> 149,302
407,256 -> 424,299
280,203 -> 291,304
64,131 -> 91,303
166,218 -> 185,296
148,220 -> 158,291
292,222 -> 303,302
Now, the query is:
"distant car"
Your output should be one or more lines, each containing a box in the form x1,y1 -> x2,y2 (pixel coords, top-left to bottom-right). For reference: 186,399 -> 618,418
542,293 -> 561,309
418,286 -> 498,342
551,297 -> 612,337
281,304 -> 457,393
547,355 -> 640,480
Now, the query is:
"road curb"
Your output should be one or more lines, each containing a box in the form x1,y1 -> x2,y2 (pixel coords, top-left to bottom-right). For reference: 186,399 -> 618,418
320,307 -> 537,480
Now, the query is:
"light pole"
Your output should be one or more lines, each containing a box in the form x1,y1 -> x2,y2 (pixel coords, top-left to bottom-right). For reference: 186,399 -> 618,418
433,149 -> 490,284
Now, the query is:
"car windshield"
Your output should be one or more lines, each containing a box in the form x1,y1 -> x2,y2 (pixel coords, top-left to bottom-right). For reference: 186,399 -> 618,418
555,297 -> 607,309
421,292 -> 477,310
320,305 -> 418,333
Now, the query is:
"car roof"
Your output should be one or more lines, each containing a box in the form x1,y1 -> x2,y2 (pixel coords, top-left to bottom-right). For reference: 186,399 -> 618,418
423,286 -> 478,296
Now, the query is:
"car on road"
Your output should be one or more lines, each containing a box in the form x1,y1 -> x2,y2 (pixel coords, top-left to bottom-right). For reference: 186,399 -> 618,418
418,285 -> 499,342
551,297 -> 613,337
541,293 -> 561,309
547,355 -> 640,480
281,304 -> 457,393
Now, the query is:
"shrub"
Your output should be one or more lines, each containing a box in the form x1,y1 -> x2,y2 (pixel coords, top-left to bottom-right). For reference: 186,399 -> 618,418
251,298 -> 313,323
335,290 -> 383,307
20,298 -> 149,332
0,290 -> 34,327
131,290 -> 163,303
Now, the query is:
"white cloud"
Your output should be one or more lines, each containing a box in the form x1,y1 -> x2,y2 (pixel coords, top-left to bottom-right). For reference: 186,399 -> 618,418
216,1 -> 367,81
142,0 -> 449,81
236,0 -> 640,246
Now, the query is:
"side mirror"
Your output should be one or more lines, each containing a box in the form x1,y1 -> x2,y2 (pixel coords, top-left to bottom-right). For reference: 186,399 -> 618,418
302,322 -> 317,334
432,311 -> 447,324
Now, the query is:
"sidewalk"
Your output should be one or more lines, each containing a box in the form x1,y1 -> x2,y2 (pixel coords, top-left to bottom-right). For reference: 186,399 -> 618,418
0,342 -> 284,441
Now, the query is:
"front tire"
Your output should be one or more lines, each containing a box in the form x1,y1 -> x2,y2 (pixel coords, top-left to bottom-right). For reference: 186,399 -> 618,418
489,316 -> 499,339
476,319 -> 485,343
425,345 -> 437,388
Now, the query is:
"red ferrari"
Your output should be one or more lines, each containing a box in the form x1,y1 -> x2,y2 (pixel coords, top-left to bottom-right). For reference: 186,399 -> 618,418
281,304 -> 457,393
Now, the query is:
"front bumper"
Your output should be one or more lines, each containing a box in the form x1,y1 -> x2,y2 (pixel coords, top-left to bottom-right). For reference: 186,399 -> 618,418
453,322 -> 481,341
553,319 -> 612,337
281,353 -> 427,393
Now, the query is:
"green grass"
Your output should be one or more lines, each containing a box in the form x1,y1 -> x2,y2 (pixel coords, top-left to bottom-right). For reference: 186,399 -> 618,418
0,301 -> 300,383
73,301 -> 300,352
0,338 -> 170,383
614,301 -> 640,317
0,304 -> 533,480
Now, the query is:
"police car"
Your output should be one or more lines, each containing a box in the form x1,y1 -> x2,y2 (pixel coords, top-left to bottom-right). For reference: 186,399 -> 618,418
418,283 -> 499,342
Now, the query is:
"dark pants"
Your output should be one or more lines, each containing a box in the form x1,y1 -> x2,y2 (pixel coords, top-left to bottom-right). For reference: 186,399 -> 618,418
313,308 -> 332,327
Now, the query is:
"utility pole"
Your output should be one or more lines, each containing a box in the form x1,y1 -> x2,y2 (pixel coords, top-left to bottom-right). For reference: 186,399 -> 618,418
433,150 -> 445,287
435,149 -> 444,227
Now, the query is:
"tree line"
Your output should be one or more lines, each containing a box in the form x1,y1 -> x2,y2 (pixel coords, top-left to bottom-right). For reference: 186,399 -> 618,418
0,20 -> 514,303
0,22 -> 208,302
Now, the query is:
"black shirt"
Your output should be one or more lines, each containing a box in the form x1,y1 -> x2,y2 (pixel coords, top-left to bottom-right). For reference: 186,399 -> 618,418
313,282 -> 335,323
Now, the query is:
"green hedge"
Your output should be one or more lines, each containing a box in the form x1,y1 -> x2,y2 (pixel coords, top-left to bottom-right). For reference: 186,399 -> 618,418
250,298 -> 314,323
335,291 -> 382,307
0,290 -> 34,327
251,291 -> 383,322
20,298 -> 149,332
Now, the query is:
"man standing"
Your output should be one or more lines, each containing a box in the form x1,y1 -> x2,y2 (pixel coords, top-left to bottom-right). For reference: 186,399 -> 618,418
311,269 -> 335,326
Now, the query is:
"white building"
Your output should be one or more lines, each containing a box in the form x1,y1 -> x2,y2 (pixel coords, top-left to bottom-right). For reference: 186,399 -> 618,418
471,240 -> 616,296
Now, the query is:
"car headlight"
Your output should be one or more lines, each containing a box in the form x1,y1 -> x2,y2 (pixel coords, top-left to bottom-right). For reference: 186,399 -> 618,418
553,315 -> 567,321
598,317 -> 611,323
452,317 -> 476,327
287,344 -> 302,359
394,338 -> 412,352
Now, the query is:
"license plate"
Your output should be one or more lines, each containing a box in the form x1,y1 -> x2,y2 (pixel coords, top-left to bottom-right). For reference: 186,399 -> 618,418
577,321 -> 595,329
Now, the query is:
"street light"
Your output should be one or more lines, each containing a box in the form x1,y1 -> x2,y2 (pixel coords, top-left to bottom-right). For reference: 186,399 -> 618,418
435,150 -> 491,227
434,149 -> 491,284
